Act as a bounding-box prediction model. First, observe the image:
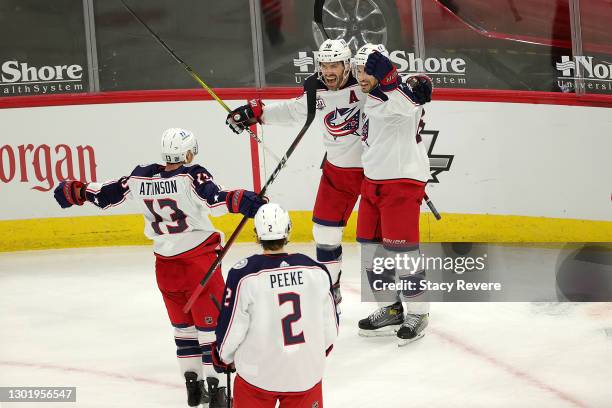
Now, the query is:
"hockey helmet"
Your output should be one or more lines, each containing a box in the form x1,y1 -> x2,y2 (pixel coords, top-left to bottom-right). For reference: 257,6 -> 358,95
254,203 -> 292,241
352,43 -> 389,74
316,39 -> 352,86
161,128 -> 198,164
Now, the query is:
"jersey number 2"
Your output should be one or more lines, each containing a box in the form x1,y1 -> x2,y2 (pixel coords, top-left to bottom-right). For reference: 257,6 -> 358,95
144,198 -> 188,235
278,292 -> 305,346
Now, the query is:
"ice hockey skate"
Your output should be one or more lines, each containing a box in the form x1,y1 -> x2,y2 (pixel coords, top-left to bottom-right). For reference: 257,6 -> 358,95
207,377 -> 229,408
358,302 -> 404,337
397,313 -> 429,347
185,372 -> 209,407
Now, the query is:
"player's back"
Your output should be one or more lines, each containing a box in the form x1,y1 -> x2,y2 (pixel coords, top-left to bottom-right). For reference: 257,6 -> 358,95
361,84 -> 430,183
127,164 -> 227,257
217,253 -> 338,392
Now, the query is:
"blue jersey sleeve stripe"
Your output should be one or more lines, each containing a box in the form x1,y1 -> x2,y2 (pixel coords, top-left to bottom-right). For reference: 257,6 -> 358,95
85,177 -> 130,209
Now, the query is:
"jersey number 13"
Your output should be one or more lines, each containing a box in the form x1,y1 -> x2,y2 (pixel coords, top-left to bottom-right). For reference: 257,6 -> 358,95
143,198 -> 188,235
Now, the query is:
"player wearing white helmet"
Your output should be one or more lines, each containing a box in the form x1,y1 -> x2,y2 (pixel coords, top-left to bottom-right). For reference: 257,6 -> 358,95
254,202 -> 292,242
212,203 -> 338,408
316,38 -> 352,90
53,128 -> 267,407
225,39 -> 369,312
352,44 -> 434,346
160,127 -> 198,163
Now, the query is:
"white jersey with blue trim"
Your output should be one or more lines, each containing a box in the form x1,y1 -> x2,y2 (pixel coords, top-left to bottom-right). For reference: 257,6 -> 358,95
261,74 -> 367,169
84,164 -> 232,257
216,253 -> 338,393
361,84 -> 431,183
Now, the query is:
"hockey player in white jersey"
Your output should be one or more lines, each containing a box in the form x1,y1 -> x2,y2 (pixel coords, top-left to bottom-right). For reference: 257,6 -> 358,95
213,203 -> 338,408
352,44 -> 433,346
225,39 -> 367,310
52,128 -> 267,407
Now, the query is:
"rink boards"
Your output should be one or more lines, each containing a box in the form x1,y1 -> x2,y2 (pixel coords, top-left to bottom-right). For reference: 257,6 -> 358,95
0,91 -> 610,251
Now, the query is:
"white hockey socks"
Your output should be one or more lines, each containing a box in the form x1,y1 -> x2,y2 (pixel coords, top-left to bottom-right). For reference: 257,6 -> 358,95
174,326 -> 203,380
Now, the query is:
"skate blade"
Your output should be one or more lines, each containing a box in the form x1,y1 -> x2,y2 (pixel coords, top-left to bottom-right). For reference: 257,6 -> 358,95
358,325 -> 400,337
397,333 -> 425,347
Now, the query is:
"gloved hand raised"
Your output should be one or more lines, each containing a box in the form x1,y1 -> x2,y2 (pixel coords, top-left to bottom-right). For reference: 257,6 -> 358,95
226,189 -> 269,218
406,75 -> 433,105
225,99 -> 264,134
365,51 -> 399,92
54,180 -> 86,208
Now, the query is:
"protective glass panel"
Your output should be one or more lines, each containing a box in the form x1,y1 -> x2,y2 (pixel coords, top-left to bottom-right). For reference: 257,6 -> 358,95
569,1 -> 612,94
0,0 -> 89,97
422,0 -> 573,91
94,0 -> 255,91
263,0 -> 415,86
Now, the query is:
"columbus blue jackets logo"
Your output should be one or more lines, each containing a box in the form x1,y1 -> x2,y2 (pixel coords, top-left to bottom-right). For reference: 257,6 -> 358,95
324,107 -> 360,138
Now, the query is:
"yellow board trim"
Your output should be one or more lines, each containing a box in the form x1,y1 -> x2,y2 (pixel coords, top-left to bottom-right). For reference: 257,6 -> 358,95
0,212 -> 611,252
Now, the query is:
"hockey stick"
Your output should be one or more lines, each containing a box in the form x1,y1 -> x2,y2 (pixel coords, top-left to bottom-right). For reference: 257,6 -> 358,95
314,0 -> 330,40
424,194 -> 441,220
118,0 -> 282,163
210,295 -> 233,408
183,74 -> 319,313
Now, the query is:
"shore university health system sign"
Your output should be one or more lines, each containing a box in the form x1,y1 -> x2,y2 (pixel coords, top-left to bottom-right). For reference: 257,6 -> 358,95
0,60 -> 85,96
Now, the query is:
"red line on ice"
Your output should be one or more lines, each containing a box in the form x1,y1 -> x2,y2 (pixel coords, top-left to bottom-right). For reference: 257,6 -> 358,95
0,360 -> 181,389
430,329 -> 589,408
343,284 -> 588,407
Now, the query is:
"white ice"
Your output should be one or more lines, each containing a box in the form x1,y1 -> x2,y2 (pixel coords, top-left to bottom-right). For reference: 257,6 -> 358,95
1,244 -> 610,408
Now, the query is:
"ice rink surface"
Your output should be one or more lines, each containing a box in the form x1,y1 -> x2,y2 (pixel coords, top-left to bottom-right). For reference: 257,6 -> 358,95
1,244 -> 611,408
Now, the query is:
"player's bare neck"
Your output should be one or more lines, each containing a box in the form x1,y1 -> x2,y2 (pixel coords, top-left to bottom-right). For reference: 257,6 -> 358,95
263,249 -> 287,255
164,162 -> 184,172
338,76 -> 349,90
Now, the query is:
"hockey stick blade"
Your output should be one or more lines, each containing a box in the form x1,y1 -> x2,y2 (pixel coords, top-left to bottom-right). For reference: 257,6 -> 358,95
183,75 -> 319,313
314,0 -> 330,40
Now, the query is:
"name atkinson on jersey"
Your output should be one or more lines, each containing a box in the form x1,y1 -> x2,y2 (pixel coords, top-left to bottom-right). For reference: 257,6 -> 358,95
138,179 -> 178,196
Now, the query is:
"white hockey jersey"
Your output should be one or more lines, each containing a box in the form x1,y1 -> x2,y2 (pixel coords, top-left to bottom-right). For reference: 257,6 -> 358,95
262,74 -> 367,168
216,253 -> 338,392
84,164 -> 234,257
361,84 -> 431,183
